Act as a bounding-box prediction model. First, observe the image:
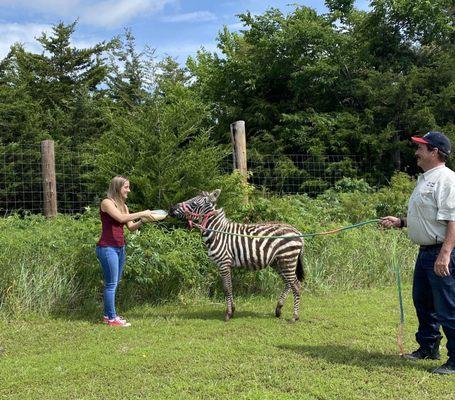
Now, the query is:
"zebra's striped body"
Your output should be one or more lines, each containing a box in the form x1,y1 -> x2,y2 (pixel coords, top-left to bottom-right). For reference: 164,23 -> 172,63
170,190 -> 304,322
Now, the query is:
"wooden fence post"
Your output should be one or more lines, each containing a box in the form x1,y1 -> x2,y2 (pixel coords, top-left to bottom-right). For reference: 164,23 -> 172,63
41,140 -> 57,217
230,121 -> 248,204
230,120 -> 248,179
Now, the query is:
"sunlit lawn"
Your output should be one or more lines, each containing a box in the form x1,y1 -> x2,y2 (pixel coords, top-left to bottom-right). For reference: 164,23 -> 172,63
1,287 -> 454,399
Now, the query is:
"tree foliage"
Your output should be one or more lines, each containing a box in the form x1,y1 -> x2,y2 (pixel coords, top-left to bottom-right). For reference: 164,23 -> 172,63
92,62 -> 228,209
188,1 -> 455,183
0,2 -> 454,211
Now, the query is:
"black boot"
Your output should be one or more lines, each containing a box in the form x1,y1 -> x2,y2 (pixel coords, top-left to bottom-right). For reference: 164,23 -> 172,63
432,361 -> 455,374
402,337 -> 441,360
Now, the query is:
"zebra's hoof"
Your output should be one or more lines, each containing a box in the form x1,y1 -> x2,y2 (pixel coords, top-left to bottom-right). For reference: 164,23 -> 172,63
224,313 -> 231,322
275,307 -> 282,318
288,316 -> 299,324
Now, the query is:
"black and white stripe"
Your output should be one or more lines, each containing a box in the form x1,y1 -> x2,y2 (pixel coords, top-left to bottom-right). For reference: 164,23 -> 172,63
170,189 -> 304,322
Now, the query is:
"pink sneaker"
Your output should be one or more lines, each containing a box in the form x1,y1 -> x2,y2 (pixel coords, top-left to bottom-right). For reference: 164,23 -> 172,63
108,316 -> 131,327
102,315 -> 126,324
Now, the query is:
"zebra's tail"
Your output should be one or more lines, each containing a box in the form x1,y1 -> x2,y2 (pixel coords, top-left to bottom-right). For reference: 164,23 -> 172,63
296,248 -> 304,282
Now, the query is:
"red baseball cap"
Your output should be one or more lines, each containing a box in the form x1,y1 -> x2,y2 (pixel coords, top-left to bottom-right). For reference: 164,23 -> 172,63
411,131 -> 451,156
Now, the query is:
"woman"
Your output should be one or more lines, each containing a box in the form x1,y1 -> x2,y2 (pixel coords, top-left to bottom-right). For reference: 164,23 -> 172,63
96,176 -> 154,327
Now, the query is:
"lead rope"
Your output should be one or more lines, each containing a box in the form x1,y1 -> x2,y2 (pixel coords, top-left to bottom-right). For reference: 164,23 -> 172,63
190,215 -> 405,354
192,218 -> 381,239
194,219 -> 404,355
391,232 -> 405,355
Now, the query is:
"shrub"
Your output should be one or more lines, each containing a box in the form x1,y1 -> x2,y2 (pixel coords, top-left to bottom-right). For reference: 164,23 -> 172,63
89,82 -> 229,210
375,172 -> 415,217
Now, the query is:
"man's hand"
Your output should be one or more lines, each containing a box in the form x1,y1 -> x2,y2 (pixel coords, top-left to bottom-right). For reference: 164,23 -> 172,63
435,251 -> 451,277
379,216 -> 401,229
435,221 -> 455,277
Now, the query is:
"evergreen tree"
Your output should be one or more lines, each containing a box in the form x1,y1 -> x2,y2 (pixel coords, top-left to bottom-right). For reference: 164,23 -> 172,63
1,21 -> 115,146
108,28 -> 148,109
93,66 -> 227,208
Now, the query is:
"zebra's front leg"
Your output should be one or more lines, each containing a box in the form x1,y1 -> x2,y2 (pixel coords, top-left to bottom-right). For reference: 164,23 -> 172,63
219,264 -> 234,321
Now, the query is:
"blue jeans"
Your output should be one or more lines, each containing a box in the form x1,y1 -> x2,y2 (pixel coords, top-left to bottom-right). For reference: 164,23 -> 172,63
96,246 -> 126,319
413,246 -> 455,363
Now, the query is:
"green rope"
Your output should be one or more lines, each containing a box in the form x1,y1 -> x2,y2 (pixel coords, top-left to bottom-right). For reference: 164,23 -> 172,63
197,216 -> 406,353
196,215 -> 406,352
391,232 -> 405,354
196,219 -> 381,239
392,239 -> 405,324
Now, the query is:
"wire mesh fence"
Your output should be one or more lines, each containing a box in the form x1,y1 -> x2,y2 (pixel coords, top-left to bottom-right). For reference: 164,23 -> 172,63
54,145 -> 99,214
221,153 -> 366,196
1,144 -> 43,214
0,143 -> 99,215
244,154 -> 364,195
1,143 -> 367,215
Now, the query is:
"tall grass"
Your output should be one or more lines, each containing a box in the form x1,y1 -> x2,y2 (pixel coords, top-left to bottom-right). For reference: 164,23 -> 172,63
0,215 -> 416,317
304,228 -> 415,290
0,215 -> 99,316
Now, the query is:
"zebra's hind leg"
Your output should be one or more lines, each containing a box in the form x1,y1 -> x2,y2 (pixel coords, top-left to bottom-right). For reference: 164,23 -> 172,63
290,278 -> 302,323
219,264 -> 234,321
276,263 -> 301,322
275,272 -> 292,318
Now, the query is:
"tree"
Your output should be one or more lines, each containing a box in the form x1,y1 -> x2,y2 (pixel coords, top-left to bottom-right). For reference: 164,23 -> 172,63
92,64 -> 228,208
188,2 -> 455,185
0,22 -> 117,212
0,21 -> 115,146
107,28 -> 148,109
0,45 -> 45,144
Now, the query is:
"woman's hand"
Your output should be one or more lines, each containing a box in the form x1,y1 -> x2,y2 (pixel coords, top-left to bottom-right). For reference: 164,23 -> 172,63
140,210 -> 157,223
140,210 -> 154,220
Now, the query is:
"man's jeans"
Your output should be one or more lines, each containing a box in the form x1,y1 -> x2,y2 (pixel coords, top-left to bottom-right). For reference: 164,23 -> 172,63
413,245 -> 455,362
96,245 -> 126,320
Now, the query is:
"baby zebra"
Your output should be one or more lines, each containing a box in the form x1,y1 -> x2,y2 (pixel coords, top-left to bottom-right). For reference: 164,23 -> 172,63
169,189 -> 304,322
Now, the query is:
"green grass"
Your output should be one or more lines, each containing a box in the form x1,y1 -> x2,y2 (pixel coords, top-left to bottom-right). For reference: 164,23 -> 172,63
1,287 -> 454,400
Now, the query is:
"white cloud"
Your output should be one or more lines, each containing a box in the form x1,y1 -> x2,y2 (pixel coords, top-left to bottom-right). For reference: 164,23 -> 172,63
0,23 -> 52,59
162,11 -> 217,23
81,0 -> 172,28
0,0 -> 175,28
0,22 -> 102,60
0,0 -> 80,15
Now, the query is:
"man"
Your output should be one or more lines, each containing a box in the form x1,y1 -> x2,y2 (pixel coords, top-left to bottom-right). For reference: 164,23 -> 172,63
381,131 -> 455,375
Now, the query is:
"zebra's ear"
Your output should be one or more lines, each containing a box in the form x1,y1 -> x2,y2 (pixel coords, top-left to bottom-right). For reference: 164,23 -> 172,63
209,189 -> 221,203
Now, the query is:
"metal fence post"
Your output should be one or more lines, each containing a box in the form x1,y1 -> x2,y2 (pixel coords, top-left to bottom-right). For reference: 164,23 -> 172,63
41,140 -> 57,217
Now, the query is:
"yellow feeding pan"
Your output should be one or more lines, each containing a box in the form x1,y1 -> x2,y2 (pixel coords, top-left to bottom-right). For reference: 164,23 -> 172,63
149,209 -> 168,221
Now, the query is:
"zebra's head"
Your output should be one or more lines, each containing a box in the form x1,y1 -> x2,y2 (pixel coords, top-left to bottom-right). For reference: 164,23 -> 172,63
169,189 -> 221,221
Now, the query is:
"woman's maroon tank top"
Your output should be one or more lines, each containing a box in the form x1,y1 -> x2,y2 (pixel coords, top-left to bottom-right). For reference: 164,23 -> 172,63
97,208 -> 125,247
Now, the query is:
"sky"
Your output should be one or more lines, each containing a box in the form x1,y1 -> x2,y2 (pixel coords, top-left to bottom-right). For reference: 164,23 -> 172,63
0,0 -> 371,63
